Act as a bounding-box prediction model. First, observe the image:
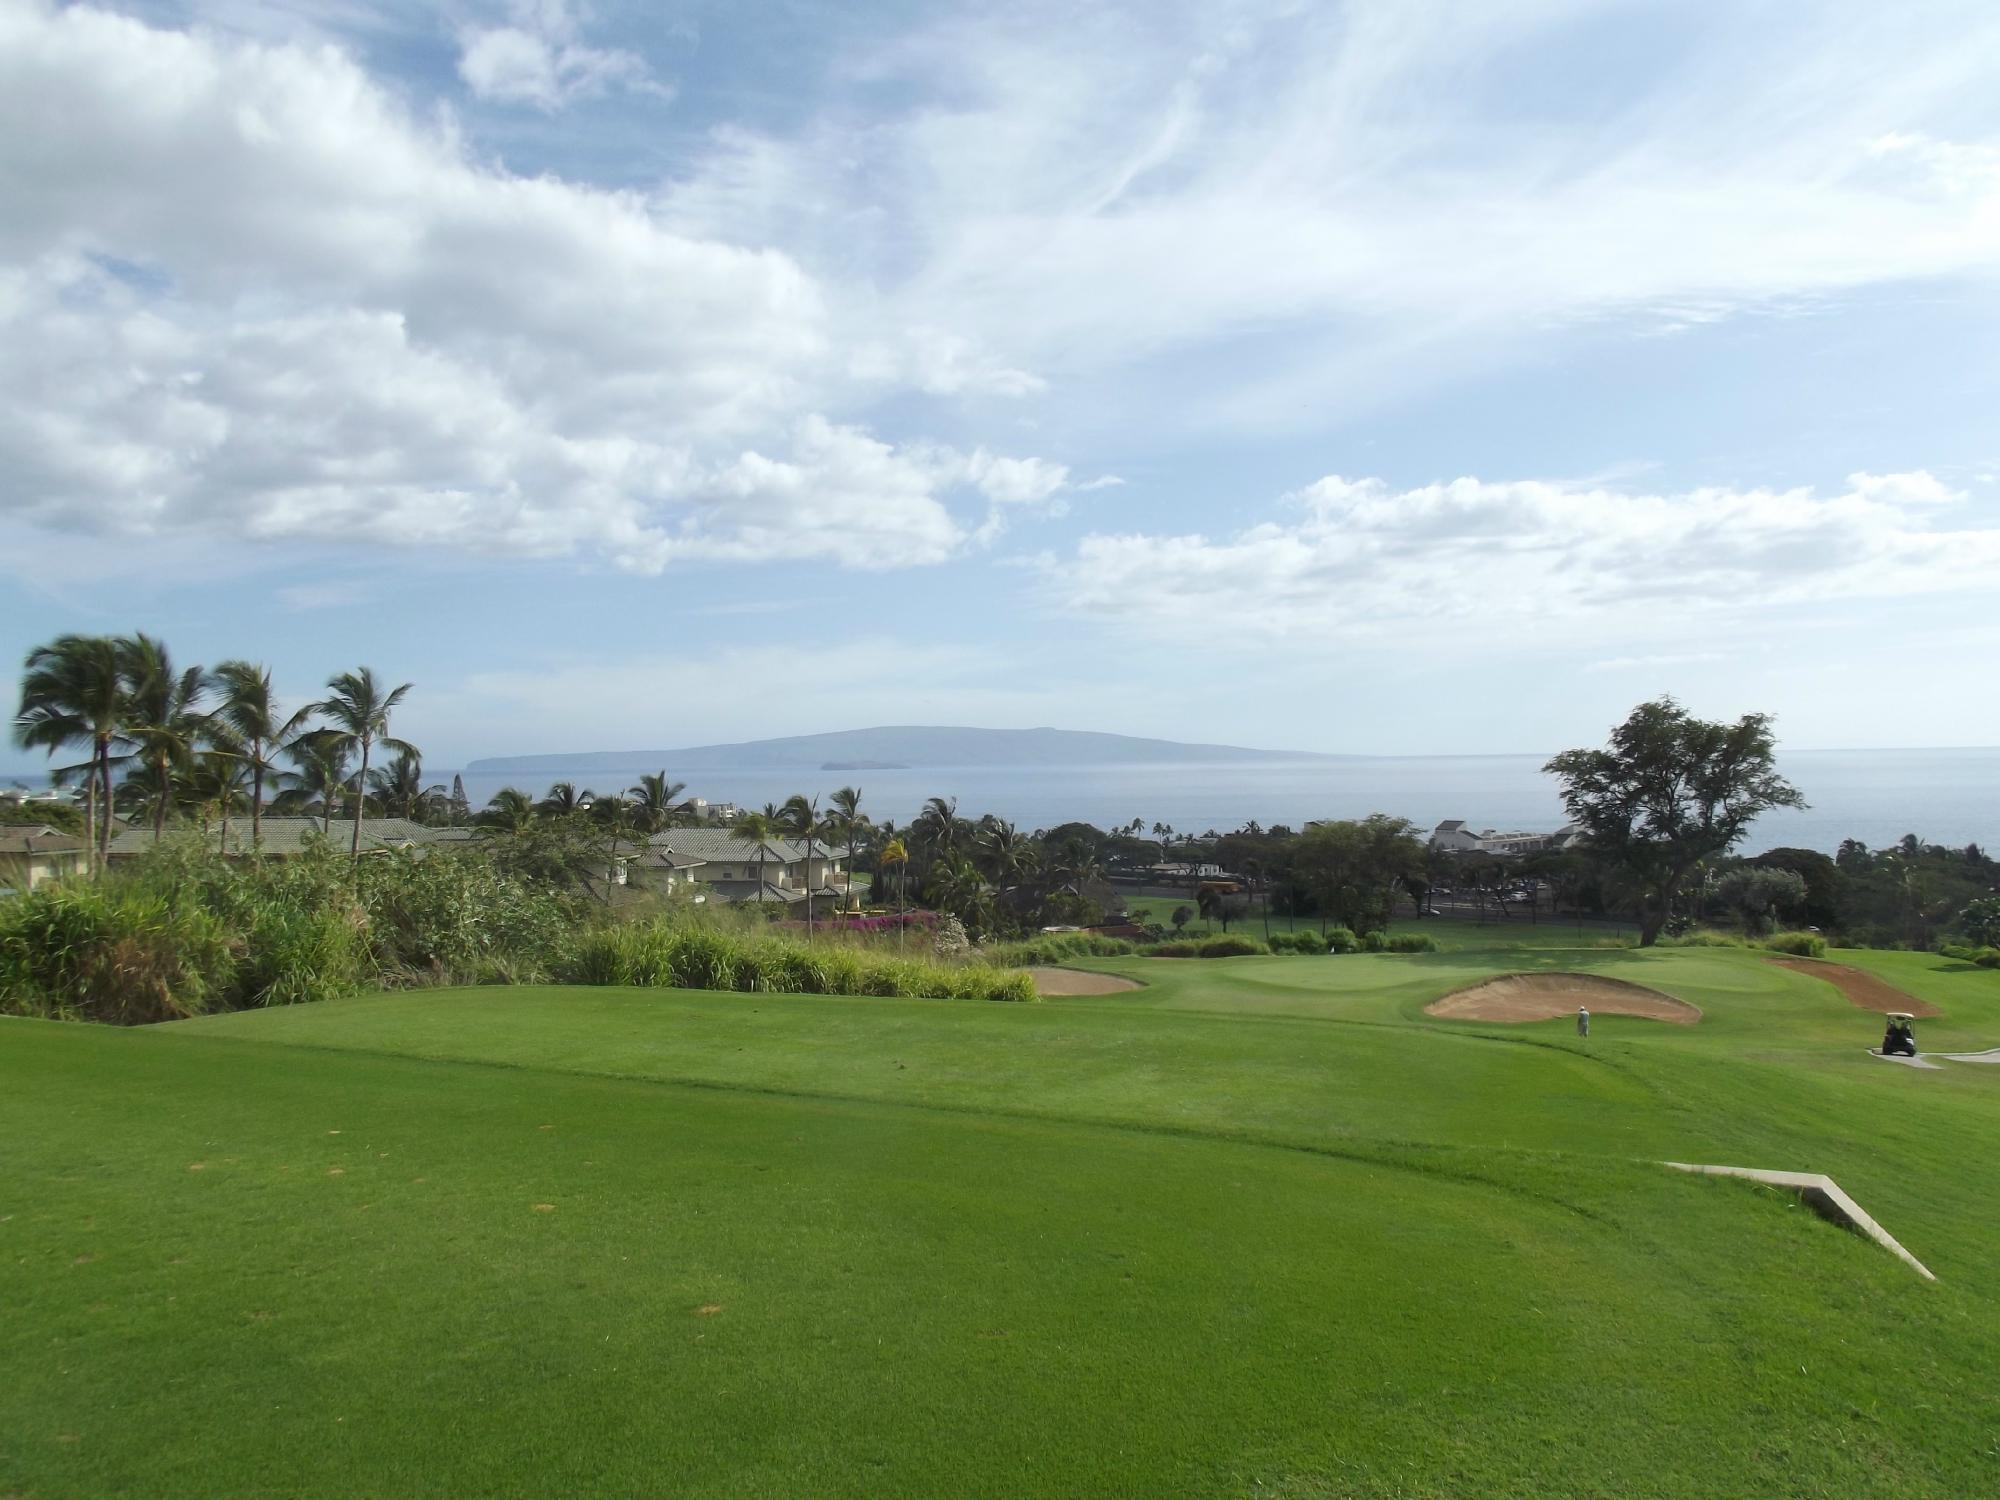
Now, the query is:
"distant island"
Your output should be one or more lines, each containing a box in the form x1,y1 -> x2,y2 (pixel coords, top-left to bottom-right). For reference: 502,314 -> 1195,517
466,725 -> 1342,777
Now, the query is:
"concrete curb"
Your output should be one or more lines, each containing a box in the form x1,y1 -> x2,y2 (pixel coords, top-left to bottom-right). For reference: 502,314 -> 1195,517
1664,1162 -> 1935,1280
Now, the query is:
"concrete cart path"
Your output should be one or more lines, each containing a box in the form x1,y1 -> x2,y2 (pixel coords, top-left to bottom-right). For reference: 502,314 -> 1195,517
1665,1162 -> 1935,1280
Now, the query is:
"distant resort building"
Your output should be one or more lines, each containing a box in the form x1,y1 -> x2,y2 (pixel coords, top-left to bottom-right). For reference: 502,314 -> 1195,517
1429,820 -> 1584,857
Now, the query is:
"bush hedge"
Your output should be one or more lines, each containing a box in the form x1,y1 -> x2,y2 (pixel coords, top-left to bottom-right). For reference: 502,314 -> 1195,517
1761,930 -> 1829,958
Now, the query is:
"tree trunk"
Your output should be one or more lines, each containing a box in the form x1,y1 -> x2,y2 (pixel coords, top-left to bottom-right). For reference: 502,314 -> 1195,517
352,738 -> 368,860
154,757 -> 168,837
251,750 -> 263,852
81,766 -> 97,878
98,740 -> 113,868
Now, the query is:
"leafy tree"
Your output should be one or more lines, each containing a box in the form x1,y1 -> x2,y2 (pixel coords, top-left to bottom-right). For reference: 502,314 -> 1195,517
309,668 -> 414,860
1545,697 -> 1805,946
210,660 -> 313,851
1171,904 -> 1192,934
1713,866 -> 1807,934
1959,897 -> 2000,949
13,634 -> 127,870
1291,815 -> 1424,934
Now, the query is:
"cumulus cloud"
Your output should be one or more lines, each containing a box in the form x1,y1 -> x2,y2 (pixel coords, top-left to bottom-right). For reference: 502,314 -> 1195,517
456,1 -> 665,111
1046,471 -> 2000,640
0,2 -> 1059,572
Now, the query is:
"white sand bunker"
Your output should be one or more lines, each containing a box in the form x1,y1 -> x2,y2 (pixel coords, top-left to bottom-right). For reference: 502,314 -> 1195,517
1025,967 -> 1143,997
1426,971 -> 1701,1025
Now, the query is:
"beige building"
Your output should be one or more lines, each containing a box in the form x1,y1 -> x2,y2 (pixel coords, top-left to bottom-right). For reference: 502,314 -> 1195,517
0,828 -> 89,893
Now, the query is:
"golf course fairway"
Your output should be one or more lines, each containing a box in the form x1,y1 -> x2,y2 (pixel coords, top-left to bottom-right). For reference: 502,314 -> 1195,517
5,931 -> 1998,1496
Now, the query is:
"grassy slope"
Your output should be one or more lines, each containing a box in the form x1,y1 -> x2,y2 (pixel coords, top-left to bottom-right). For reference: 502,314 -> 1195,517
5,938 -> 1999,1496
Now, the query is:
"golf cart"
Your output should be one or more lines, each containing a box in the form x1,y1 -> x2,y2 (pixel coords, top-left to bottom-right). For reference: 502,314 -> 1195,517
1879,1013 -> 1918,1058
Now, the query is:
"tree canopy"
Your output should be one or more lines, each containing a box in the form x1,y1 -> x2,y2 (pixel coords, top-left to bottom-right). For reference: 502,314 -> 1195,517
1545,697 -> 1804,945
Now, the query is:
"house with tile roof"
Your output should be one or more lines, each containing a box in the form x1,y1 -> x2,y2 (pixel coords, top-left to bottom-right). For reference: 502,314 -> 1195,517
646,828 -> 847,906
0,828 -> 89,893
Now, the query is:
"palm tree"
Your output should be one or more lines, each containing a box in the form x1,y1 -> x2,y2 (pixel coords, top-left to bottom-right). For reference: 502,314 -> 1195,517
539,781 -> 593,818
118,633 -> 210,839
183,748 -> 252,845
627,771 -> 688,835
732,810 -> 783,909
780,793 -> 824,936
273,732 -> 354,835
826,785 -> 867,910
13,634 -> 127,872
879,836 -> 910,950
368,749 -> 446,822
209,660 -> 312,851
910,796 -> 959,879
309,667 -> 413,860
477,786 -> 538,833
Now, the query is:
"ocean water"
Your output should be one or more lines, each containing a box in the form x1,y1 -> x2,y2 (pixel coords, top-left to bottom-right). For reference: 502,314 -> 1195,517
438,748 -> 2000,856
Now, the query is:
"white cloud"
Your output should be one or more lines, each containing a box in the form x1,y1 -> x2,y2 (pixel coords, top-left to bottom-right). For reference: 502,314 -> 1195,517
659,0 -> 2000,415
0,2 -> 1061,573
1045,470 -> 2000,641
456,2 -> 665,111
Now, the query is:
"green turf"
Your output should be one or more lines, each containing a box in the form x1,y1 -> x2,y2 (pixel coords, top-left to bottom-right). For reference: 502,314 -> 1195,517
5,937 -> 1999,1496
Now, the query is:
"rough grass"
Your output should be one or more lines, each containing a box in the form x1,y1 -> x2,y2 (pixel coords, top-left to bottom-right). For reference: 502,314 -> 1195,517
5,936 -> 2000,1496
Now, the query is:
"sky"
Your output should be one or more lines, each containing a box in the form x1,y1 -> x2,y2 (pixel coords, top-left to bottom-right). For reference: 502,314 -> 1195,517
3,0 -> 1999,767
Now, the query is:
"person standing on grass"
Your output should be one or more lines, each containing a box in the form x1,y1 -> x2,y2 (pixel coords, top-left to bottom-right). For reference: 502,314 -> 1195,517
1577,1006 -> 1590,1037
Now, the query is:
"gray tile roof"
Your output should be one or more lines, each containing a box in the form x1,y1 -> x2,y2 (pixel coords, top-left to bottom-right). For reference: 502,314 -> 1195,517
648,828 -> 842,863
0,829 -> 87,855
106,817 -> 441,857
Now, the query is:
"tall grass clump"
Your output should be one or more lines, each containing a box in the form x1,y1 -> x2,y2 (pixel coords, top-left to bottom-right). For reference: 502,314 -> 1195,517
557,918 -> 1034,1001
0,877 -> 238,1024
1761,930 -> 1828,958
983,933 -> 1137,967
1,839 -> 583,1023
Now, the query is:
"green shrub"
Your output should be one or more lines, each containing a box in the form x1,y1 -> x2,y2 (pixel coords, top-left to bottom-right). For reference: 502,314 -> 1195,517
1141,940 -> 1200,958
1662,929 -> 1749,949
1762,931 -> 1828,958
1383,932 -> 1439,953
1324,926 -> 1359,954
1940,942 -> 2000,968
1197,934 -> 1266,957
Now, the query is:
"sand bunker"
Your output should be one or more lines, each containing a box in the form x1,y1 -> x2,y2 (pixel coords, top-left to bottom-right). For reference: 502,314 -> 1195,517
1767,958 -> 1941,1018
1025,967 -> 1143,997
1425,971 -> 1700,1025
